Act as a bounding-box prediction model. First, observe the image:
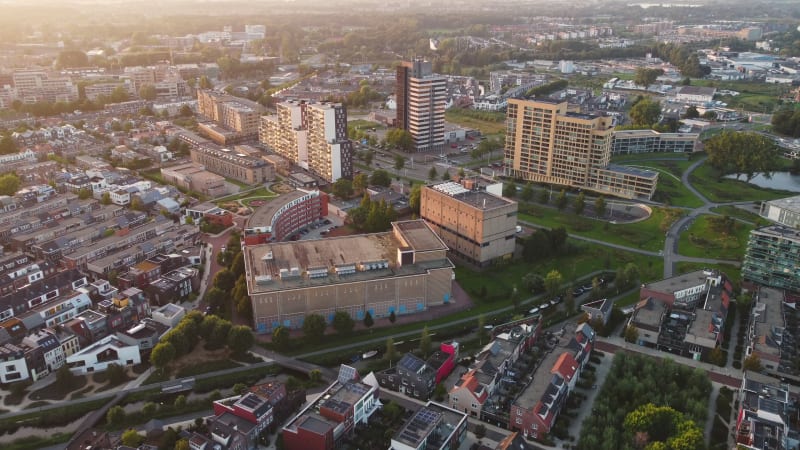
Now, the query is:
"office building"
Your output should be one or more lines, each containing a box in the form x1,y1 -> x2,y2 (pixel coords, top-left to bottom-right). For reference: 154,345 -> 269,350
420,182 -> 518,267
259,100 -> 353,183
197,90 -> 263,140
12,70 -> 79,104
742,225 -> 800,293
611,129 -> 698,155
160,163 -> 228,197
396,58 -> 447,153
243,220 -> 453,333
504,99 -> 658,200
759,195 -> 800,229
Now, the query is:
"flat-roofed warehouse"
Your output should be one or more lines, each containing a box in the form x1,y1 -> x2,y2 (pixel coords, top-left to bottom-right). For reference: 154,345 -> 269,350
243,220 -> 454,333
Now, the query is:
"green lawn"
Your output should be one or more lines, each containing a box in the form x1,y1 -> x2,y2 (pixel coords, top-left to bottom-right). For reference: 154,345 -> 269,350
677,214 -> 754,261
455,240 -> 664,301
349,119 -> 384,130
692,80 -> 790,113
689,163 -> 795,203
444,109 -> 506,135
610,156 -> 702,207
710,205 -> 767,225
615,290 -> 643,308
519,205 -> 683,252
610,153 -> 690,164
215,186 -> 275,204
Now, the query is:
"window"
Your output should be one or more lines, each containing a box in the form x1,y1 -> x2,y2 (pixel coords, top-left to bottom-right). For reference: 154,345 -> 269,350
516,418 -> 522,425
532,424 -> 538,430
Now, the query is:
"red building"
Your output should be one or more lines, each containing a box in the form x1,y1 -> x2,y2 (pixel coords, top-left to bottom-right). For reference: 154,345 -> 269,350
244,189 -> 328,245
510,323 -> 594,441
283,365 -> 380,450
203,209 -> 234,228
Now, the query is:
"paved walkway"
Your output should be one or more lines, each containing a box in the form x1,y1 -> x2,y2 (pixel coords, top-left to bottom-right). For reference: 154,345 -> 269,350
560,349 -> 615,448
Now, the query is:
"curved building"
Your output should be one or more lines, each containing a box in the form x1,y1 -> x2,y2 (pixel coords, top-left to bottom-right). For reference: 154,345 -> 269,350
244,189 -> 328,245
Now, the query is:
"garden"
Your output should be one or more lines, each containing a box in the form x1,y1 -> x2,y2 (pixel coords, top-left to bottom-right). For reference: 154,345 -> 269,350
577,353 -> 711,450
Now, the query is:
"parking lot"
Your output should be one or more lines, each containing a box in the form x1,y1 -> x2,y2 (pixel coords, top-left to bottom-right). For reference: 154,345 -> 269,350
287,214 -> 345,242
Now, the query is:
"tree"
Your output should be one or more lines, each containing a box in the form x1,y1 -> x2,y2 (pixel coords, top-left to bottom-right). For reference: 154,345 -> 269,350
772,107 -> 800,138
77,187 -> 92,200
475,424 -> 487,440
101,191 -> 111,205
441,170 -> 451,181
110,85 -> 130,103
138,84 -> 157,101
478,315 -> 488,344
204,287 -> 227,313
363,311 -> 374,329
273,326 -> 290,351
634,67 -> 664,88
458,167 -> 466,179
227,325 -> 255,355
353,173 -> 369,193
309,369 -> 322,383
428,165 -> 438,180
503,181 -> 517,198
681,77 -> 691,86
56,365 -> 76,388
150,342 -> 175,371
56,49 -> 89,68
332,311 -> 355,335
331,178 -> 354,199
213,268 -> 236,292
555,189 -> 567,211
629,97 -> 662,127
106,363 -> 126,384
0,133 -> 18,155
682,105 -> 700,119
419,326 -> 432,358
142,401 -> 157,416
382,400 -> 403,421
394,154 -> 406,176
743,354 -> 762,372
564,289 -> 575,314
624,325 -> 639,343
199,76 -> 213,89
369,169 -> 391,187
595,196 -> 607,218
233,383 -> 247,395
302,313 -> 327,344
520,183 -> 534,201
544,270 -> 564,298
385,337 -> 398,364
389,310 -> 397,323
130,196 -> 144,211
409,184 -> 421,214
386,129 -> 414,152
433,383 -> 447,401
574,192 -> 586,215
360,150 -> 374,166
705,131 -> 780,182
174,394 -> 187,408
522,272 -> 545,293
121,429 -> 144,447
107,405 -> 126,426
538,188 -> 549,204
709,346 -> 725,366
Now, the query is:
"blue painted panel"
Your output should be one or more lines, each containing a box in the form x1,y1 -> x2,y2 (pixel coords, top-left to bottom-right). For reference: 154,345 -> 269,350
399,305 -> 407,313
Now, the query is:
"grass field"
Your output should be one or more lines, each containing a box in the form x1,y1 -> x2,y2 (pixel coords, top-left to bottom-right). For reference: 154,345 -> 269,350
692,80 -> 790,113
214,186 -> 276,203
349,119 -> 385,130
710,205 -> 767,225
444,108 -> 506,135
689,163 -> 795,203
519,205 -> 683,252
677,214 -> 754,261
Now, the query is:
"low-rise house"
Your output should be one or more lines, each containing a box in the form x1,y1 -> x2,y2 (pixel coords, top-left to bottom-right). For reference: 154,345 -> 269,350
510,323 -> 595,441
115,318 -> 169,354
22,329 -> 64,373
151,303 -> 186,328
581,298 -> 612,326
390,401 -> 468,450
376,342 -> 458,400
65,335 -> 141,374
734,372 -> 798,450
449,318 -> 541,418
282,365 -> 381,450
0,343 -> 29,383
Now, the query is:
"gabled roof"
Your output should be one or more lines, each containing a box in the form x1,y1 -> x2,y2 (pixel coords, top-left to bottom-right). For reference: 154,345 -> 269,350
551,353 -> 578,383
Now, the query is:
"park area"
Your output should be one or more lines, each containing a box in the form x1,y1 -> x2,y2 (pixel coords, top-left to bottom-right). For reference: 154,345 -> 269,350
678,214 -> 755,261
577,353 -> 711,450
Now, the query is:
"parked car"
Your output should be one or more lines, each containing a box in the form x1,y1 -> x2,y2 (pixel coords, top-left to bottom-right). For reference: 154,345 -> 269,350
323,219 -> 332,225
572,287 -> 584,296
528,307 -> 540,315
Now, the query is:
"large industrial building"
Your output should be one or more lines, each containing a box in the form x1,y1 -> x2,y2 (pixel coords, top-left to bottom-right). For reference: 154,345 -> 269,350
504,99 -> 658,200
420,182 -> 518,267
189,146 -> 275,185
742,225 -> 800,293
259,100 -> 353,183
396,58 -> 447,153
243,220 -> 453,334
